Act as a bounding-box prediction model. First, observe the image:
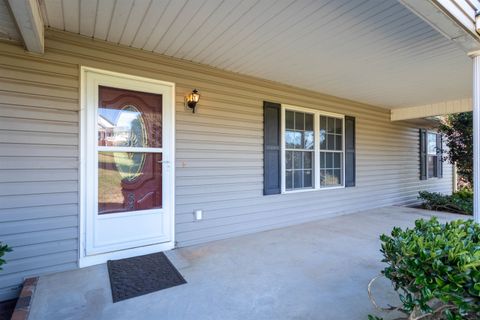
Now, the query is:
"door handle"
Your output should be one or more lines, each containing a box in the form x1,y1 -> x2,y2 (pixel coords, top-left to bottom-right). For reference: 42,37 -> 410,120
157,160 -> 170,164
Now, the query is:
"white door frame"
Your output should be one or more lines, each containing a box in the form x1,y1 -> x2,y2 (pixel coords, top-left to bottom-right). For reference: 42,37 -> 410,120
79,66 -> 175,267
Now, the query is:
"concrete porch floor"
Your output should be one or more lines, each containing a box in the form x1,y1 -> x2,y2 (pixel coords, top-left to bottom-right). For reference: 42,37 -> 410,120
28,206 -> 465,320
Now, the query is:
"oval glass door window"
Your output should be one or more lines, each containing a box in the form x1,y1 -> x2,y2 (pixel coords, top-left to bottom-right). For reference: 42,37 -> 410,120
97,86 -> 163,215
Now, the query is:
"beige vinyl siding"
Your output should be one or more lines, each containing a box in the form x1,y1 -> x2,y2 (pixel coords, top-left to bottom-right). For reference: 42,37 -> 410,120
0,45 -> 79,300
0,30 -> 452,300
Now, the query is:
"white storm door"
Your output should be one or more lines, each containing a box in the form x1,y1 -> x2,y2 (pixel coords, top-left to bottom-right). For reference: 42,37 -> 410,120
82,68 -> 175,257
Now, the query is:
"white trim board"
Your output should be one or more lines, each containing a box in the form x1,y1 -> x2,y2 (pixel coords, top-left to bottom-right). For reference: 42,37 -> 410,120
391,98 -> 472,121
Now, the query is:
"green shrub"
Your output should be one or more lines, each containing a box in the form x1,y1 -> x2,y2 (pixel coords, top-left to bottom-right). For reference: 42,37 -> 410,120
418,190 -> 473,215
453,189 -> 473,201
0,242 -> 12,270
369,218 -> 480,319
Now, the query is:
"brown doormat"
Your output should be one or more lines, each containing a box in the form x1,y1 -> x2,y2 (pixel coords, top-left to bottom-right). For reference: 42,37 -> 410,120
107,252 -> 186,303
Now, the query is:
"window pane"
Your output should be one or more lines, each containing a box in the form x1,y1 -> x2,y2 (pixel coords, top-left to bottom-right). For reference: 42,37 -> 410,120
335,135 -> 342,151
327,117 -> 335,133
320,129 -> 326,149
304,152 -> 313,169
285,130 -> 295,148
304,131 -> 314,149
286,170 -> 293,190
293,152 -> 302,169
428,155 -> 437,178
320,170 -> 326,187
286,111 -> 294,129
294,132 -> 303,149
327,134 -> 335,150
320,152 -> 343,188
98,87 -> 162,148
305,114 -> 313,131
320,152 -> 326,168
320,116 -> 326,130
326,169 -> 335,185
333,169 -> 341,185
295,112 -> 304,130
98,152 -> 162,214
294,170 -> 303,188
335,118 -> 342,134
326,152 -> 333,168
304,170 -> 312,187
427,133 -> 437,155
334,153 -> 341,168
286,151 -> 293,169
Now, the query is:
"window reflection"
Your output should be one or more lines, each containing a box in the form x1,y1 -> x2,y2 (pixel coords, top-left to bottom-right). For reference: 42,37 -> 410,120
285,110 -> 315,190
427,133 -> 437,155
98,152 -> 162,214
99,105 -> 152,147
97,89 -> 162,148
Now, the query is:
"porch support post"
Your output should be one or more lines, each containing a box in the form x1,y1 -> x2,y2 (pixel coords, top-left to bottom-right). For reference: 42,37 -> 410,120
473,55 -> 480,222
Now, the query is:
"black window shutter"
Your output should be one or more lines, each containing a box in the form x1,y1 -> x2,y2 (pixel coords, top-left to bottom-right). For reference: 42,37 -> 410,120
436,133 -> 443,178
345,116 -> 356,187
419,129 -> 427,180
263,101 -> 281,195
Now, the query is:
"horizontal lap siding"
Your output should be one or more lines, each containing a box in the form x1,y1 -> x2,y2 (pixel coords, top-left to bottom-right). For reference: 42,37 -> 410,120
0,30 -> 452,300
0,44 -> 79,300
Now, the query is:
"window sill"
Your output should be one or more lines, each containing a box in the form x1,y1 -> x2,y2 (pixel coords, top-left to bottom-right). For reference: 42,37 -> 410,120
282,186 -> 345,194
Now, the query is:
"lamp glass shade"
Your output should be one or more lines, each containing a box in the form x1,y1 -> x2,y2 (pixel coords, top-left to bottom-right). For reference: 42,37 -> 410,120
189,90 -> 200,103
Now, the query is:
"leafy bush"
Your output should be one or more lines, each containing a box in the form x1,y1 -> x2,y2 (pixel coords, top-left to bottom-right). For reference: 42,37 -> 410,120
0,242 -> 11,270
369,218 -> 480,319
438,112 -> 472,186
454,189 -> 473,201
418,190 -> 473,215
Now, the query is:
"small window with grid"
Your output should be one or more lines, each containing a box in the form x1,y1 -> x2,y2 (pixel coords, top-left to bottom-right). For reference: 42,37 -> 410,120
319,115 -> 343,187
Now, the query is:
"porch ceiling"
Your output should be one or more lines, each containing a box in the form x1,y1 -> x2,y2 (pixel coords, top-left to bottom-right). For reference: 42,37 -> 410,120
32,0 -> 473,108
0,0 -> 20,41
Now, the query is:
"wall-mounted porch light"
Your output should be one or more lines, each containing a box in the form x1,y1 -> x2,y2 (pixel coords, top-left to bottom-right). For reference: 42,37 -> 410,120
185,89 -> 200,113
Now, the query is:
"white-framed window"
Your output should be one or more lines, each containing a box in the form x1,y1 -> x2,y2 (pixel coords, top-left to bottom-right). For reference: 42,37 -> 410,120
427,132 -> 439,178
281,104 -> 345,193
